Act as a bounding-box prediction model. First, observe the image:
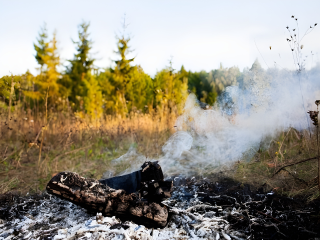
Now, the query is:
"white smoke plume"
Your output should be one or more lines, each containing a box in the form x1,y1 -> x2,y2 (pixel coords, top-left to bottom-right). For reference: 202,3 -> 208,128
111,60 -> 320,177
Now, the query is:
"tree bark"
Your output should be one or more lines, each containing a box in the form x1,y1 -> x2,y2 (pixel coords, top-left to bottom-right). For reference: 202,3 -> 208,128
46,171 -> 168,228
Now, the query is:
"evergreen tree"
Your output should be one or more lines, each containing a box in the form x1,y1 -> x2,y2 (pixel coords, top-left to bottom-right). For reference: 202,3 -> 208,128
153,65 -> 188,114
96,69 -> 116,114
110,35 -> 136,115
0,73 -> 28,110
65,21 -> 94,109
188,71 -> 217,105
26,29 -> 61,105
0,76 -> 11,102
34,23 -> 49,73
84,73 -> 103,119
99,33 -> 153,115
187,65 -> 241,106
38,31 -> 60,101
208,65 -> 240,95
125,65 -> 153,112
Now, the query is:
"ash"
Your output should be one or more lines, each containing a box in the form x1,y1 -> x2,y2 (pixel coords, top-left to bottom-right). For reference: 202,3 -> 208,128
1,177 -> 320,240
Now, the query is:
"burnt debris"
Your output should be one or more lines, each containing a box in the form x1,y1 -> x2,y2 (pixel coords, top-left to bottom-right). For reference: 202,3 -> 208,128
1,176 -> 320,239
45,161 -> 173,228
165,176 -> 320,240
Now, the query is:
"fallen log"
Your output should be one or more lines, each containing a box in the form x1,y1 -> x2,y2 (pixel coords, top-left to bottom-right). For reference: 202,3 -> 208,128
46,171 -> 169,228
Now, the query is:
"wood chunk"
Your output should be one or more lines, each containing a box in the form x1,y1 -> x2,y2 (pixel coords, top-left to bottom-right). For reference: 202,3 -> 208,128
46,171 -> 168,228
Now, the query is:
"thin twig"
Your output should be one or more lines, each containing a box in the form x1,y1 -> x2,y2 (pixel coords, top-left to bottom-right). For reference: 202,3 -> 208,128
272,156 -> 318,177
2,146 -> 8,159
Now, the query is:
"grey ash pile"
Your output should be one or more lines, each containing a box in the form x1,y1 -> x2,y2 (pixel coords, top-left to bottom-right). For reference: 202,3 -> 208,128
1,176 -> 320,239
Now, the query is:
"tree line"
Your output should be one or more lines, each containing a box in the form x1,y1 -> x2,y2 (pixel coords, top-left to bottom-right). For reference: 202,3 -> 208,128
0,21 -> 242,119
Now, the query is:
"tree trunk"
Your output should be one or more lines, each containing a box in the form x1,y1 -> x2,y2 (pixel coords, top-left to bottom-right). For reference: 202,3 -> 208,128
46,171 -> 168,228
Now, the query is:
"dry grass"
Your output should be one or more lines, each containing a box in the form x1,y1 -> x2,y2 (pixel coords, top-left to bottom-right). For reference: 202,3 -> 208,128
0,106 -> 177,194
232,127 -> 320,200
1,103 -> 320,201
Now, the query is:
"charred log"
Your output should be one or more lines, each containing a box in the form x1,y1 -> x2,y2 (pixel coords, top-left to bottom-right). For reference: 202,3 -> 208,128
46,171 -> 168,228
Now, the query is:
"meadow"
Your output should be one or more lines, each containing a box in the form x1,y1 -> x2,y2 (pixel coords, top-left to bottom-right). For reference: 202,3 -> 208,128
1,94 -> 319,203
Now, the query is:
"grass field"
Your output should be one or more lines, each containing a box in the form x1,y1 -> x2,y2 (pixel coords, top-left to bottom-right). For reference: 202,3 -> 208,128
0,107 -> 176,194
0,105 -> 319,202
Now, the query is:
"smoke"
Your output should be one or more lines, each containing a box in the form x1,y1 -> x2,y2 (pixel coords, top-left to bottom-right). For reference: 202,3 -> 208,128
111,60 -> 320,177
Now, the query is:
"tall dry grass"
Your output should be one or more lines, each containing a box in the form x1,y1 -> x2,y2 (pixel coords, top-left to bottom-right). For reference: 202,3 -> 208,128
1,97 -> 320,202
232,127 -> 320,201
0,103 -> 177,194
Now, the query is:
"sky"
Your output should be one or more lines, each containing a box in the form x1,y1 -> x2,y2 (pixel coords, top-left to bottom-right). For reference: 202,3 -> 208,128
0,0 -> 320,77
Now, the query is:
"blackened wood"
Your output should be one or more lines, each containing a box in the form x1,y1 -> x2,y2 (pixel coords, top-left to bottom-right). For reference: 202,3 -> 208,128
46,171 -> 168,227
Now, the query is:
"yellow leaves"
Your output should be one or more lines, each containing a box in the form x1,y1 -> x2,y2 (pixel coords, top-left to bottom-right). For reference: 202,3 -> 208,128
23,90 -> 42,100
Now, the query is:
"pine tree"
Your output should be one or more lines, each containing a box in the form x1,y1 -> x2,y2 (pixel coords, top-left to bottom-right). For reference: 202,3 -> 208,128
98,33 -> 153,116
0,76 -> 11,102
25,29 -> 61,105
125,65 -> 153,112
187,65 -> 241,106
84,73 -> 103,119
34,23 -> 49,73
0,74 -> 29,112
188,71 -> 217,105
39,31 -> 60,102
96,69 -> 116,114
110,35 -> 136,115
153,65 -> 188,114
65,21 -> 94,110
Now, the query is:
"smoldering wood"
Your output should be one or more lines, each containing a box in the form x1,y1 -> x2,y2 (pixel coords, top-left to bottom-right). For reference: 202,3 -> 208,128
3,175 -> 320,239
46,171 -> 168,228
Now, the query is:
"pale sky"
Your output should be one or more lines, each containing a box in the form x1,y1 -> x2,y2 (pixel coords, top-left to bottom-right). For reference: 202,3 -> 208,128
0,0 -> 320,77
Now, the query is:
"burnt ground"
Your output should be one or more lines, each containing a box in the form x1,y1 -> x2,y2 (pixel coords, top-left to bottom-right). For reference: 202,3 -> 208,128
0,191 -> 96,240
168,176 -> 320,240
0,177 -> 320,239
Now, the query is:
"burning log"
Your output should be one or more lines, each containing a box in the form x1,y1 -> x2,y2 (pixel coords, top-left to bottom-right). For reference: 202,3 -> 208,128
46,162 -> 173,228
